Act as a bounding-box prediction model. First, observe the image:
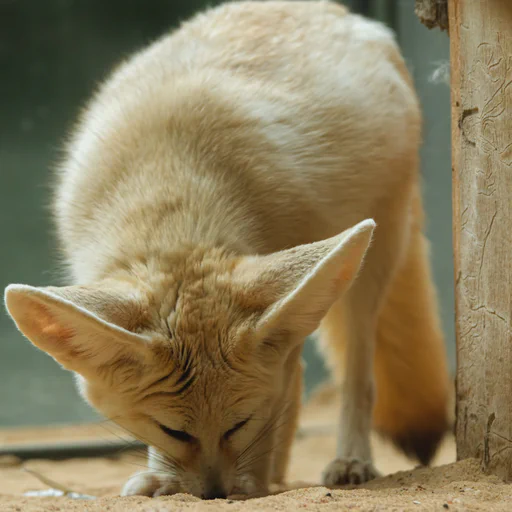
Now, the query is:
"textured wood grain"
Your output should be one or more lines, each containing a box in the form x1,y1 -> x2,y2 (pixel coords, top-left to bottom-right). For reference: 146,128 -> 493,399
449,0 -> 512,481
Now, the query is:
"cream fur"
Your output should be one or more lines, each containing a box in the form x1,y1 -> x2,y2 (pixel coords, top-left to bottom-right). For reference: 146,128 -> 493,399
4,1 -> 450,499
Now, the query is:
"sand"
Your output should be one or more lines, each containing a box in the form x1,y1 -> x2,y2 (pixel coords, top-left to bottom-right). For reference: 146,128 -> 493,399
1,383 -> 510,511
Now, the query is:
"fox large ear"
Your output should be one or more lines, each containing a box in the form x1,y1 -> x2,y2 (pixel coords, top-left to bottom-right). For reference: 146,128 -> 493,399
236,219 -> 375,339
4,283 -> 150,379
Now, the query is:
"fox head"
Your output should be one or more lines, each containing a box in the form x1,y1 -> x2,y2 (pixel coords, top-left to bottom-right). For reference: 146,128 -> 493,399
4,219 -> 374,498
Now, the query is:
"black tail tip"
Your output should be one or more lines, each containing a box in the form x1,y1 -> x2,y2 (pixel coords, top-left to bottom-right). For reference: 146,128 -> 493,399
383,428 -> 448,466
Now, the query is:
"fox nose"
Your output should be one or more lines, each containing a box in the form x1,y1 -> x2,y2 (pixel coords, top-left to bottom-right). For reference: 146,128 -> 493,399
201,485 -> 227,500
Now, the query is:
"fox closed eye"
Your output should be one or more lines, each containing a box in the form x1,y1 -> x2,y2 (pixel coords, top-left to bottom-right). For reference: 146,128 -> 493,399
223,417 -> 251,440
159,424 -> 195,443
158,418 -> 250,443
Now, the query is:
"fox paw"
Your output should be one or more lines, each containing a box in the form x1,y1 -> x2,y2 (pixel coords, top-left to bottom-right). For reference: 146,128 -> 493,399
121,471 -> 180,497
322,458 -> 379,486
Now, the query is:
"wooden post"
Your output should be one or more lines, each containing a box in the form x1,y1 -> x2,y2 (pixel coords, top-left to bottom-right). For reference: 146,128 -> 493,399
449,0 -> 512,480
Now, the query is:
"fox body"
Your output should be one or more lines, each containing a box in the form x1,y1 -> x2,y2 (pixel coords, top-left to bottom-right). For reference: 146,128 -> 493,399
5,1 -> 450,499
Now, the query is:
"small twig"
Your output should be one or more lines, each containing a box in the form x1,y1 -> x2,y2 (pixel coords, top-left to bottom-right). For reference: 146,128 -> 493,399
23,467 -> 75,494
22,467 -> 97,499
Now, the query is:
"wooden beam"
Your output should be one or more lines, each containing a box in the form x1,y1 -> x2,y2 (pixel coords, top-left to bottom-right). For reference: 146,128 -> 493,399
450,0 -> 512,480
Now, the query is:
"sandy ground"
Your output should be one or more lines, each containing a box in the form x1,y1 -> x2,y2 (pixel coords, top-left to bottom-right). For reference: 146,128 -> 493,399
0,384 -> 510,511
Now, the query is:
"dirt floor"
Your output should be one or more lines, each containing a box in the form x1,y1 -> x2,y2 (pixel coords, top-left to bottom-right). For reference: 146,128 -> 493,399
0,384 -> 510,511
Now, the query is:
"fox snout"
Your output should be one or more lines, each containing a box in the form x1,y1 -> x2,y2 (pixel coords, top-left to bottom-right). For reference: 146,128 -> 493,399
201,484 -> 227,500
201,470 -> 227,500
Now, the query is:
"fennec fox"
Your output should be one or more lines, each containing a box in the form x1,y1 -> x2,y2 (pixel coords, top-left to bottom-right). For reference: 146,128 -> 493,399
5,1 -> 450,499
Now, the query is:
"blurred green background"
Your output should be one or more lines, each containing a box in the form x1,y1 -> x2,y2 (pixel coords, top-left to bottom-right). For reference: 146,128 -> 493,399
0,0 -> 453,428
